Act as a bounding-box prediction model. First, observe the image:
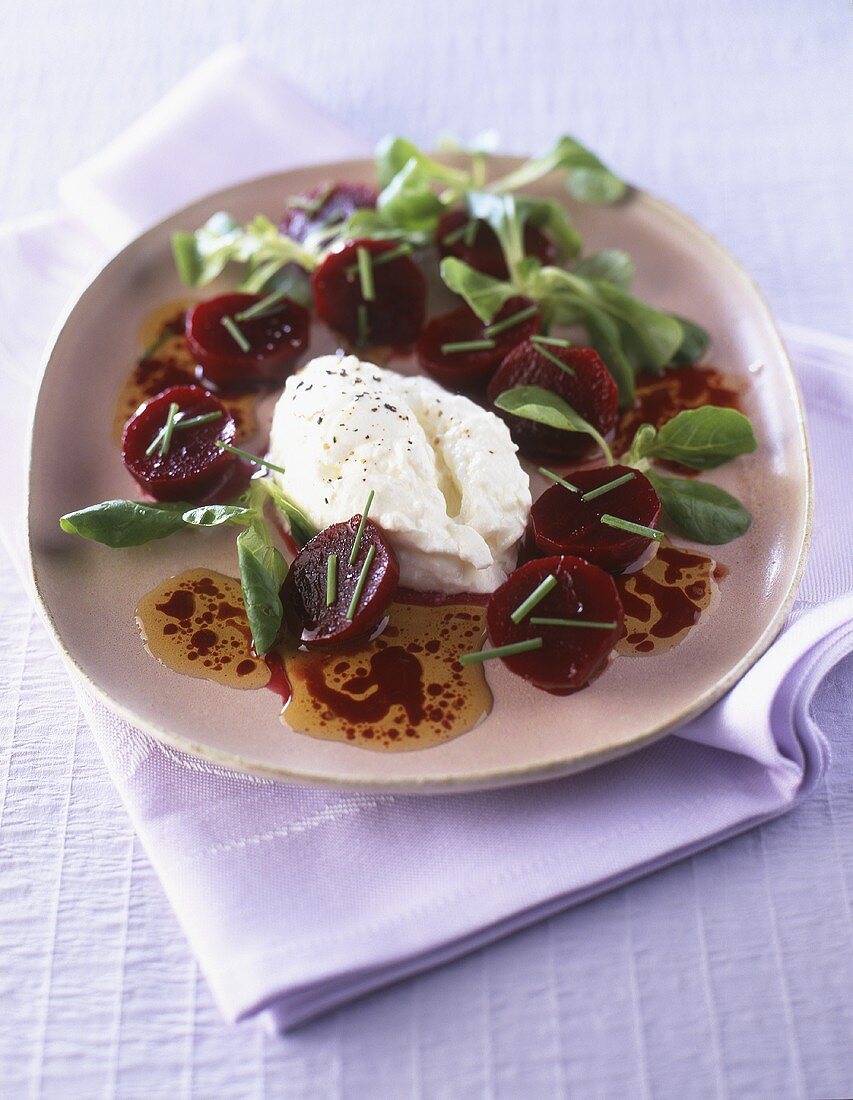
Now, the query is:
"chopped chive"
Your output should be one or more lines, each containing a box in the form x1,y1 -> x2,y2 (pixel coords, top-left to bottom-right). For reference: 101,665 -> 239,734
538,467 -> 580,493
530,337 -> 575,376
531,335 -> 572,348
530,617 -> 617,629
346,544 -> 376,620
510,574 -> 558,624
463,219 -> 478,247
581,471 -> 635,502
234,288 -> 289,321
484,304 -> 538,338
347,244 -> 412,275
145,427 -> 165,457
139,327 -> 174,364
600,514 -> 664,541
326,554 -> 338,606
221,315 -> 251,353
356,246 -> 375,301
215,441 -> 287,475
442,221 -> 471,247
348,489 -> 375,565
440,338 -> 497,355
287,183 -> 333,215
356,303 -> 369,348
460,637 -> 543,665
158,402 -> 180,457
175,411 -> 223,431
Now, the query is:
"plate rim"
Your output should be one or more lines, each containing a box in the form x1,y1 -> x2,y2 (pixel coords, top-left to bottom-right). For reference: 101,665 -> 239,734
26,155 -> 813,793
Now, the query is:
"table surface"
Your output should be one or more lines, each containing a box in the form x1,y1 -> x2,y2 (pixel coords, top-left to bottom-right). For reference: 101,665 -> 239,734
1,2 -> 852,1097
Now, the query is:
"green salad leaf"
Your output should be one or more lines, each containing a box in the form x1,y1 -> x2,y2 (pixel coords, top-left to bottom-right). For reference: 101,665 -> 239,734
376,158 -> 447,234
59,500 -> 192,547
439,258 -> 518,323
256,478 -> 318,548
236,522 -> 287,655
630,406 -> 758,470
670,315 -> 711,365
181,505 -> 252,527
493,385 -> 614,464
648,474 -> 752,545
573,250 -> 634,289
491,134 -> 627,204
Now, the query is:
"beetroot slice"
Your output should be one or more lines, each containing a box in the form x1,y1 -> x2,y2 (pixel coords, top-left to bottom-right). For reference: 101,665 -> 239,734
487,342 -> 618,461
528,465 -> 661,572
416,296 -> 541,391
185,292 -> 309,390
486,556 -> 623,695
280,182 -> 379,243
312,238 -> 427,347
280,517 -> 400,650
437,209 -> 557,280
121,384 -> 236,502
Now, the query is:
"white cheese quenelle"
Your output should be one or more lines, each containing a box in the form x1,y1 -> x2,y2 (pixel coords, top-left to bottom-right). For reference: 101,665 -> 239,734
267,355 -> 532,593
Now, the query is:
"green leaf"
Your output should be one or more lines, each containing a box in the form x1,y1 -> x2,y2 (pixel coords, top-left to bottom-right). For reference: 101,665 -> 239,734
172,212 -> 314,290
624,422 -> 657,468
646,406 -> 758,469
491,134 -> 627,204
439,257 -> 517,323
59,500 -> 191,547
649,474 -> 752,544
590,280 -> 684,370
466,192 -> 528,277
375,136 -> 470,190
516,197 -> 582,260
236,522 -> 287,655
181,505 -> 252,527
670,315 -> 711,365
258,479 -> 318,548
493,385 -> 613,464
573,250 -> 634,289
376,158 -> 446,233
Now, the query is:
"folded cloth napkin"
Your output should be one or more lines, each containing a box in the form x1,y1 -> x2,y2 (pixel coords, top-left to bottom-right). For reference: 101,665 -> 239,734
1,48 -> 851,1030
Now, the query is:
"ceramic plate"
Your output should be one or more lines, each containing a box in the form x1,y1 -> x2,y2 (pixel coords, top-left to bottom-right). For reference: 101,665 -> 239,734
28,156 -> 811,792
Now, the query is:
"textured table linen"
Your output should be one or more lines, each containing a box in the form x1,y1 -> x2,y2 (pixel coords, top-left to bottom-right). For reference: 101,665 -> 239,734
2,49 -> 852,1036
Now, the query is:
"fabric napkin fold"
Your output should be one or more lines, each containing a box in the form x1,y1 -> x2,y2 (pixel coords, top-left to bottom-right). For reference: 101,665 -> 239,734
2,48 -> 851,1030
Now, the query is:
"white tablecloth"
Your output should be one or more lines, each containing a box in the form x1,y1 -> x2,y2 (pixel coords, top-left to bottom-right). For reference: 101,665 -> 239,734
1,3 -> 852,1096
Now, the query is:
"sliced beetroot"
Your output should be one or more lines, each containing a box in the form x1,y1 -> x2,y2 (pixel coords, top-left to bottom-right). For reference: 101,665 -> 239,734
280,182 -> 379,243
281,516 -> 400,650
416,295 -> 541,391
436,209 -> 557,280
121,384 -> 236,502
311,238 -> 427,348
528,465 -> 661,572
486,555 -> 623,695
185,292 -> 309,390
487,342 -> 618,461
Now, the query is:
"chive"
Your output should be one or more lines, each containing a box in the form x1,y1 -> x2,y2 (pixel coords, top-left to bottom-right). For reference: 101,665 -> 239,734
157,402 -> 180,457
530,337 -> 575,376
460,637 -> 543,665
326,554 -> 338,607
145,427 -> 165,457
356,246 -> 375,301
346,544 -> 376,620
175,411 -> 223,431
221,316 -> 251,353
356,303 -> 369,348
581,471 -> 635,502
348,489 -> 375,565
286,182 -> 333,215
484,304 -> 538,338
440,338 -> 497,355
442,221 -> 471,247
215,441 -> 287,475
347,243 -> 412,275
538,467 -> 580,493
234,288 -> 289,321
530,617 -> 617,629
463,219 -> 478,247
510,574 -> 558,624
531,335 -> 572,348
600,514 -> 664,541
139,327 -> 173,364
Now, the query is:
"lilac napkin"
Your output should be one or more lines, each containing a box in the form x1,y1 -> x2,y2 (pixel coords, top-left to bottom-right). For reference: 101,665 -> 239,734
2,48 -> 851,1031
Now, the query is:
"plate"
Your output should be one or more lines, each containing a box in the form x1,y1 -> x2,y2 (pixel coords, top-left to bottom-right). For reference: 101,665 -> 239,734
27,156 -> 811,793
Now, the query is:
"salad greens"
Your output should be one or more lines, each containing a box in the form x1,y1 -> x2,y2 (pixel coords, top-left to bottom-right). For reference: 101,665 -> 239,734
493,385 -> 614,465
59,477 -> 317,654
